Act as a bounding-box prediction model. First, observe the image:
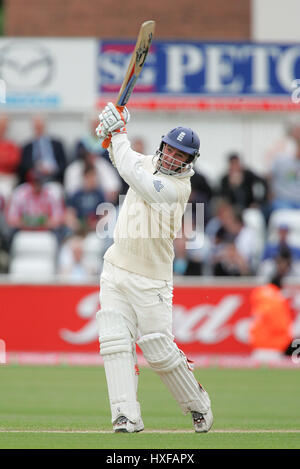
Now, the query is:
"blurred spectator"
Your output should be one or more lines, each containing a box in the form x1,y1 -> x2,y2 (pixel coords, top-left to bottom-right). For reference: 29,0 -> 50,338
58,234 -> 95,281
262,223 -> 300,262
249,281 -> 293,362
0,193 -> 9,241
268,122 -> 300,211
64,146 -> 121,204
0,193 -> 6,234
0,194 -> 9,272
219,153 -> 268,211
74,115 -> 109,162
249,252 -> 293,362
261,244 -> 299,289
173,234 -> 188,276
18,115 -> 67,185
258,224 -> 300,278
207,209 -> 256,276
0,115 -> 21,200
270,246 -> 293,288
190,169 -> 213,224
173,222 -> 203,276
6,170 -> 65,234
205,197 -> 234,241
65,166 -> 106,234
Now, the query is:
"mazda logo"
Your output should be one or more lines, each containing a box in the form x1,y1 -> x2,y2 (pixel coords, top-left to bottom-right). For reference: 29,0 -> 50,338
0,41 -> 54,90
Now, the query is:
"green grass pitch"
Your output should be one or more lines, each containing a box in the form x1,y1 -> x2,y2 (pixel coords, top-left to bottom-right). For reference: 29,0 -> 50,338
0,365 -> 299,449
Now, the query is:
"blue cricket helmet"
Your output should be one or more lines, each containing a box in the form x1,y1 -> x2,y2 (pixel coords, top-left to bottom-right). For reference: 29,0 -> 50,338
155,126 -> 200,175
161,127 -> 200,160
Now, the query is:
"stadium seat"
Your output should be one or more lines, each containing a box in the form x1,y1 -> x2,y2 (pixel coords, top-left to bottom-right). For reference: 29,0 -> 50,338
9,257 -> 56,278
268,209 -> 300,248
243,208 -> 267,267
11,231 -> 58,259
82,232 -> 105,275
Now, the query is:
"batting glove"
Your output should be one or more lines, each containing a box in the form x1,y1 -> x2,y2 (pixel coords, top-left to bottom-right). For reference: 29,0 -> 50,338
99,102 -> 130,135
95,121 -> 109,140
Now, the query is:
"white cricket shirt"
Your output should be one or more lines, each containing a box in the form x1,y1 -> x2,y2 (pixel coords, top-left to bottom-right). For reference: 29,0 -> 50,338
103,133 -> 193,281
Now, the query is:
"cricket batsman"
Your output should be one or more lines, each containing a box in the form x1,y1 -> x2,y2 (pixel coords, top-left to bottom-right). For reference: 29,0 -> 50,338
95,102 -> 213,433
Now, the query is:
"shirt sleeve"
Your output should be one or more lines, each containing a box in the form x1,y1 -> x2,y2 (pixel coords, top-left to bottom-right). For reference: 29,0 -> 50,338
110,133 -> 178,206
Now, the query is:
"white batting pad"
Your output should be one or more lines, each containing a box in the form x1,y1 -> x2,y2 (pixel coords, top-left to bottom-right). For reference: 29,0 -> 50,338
138,333 -> 211,414
97,309 -> 141,423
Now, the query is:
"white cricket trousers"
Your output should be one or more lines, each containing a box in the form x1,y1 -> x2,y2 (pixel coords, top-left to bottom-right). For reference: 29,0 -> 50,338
99,260 -> 174,342
98,260 -> 212,424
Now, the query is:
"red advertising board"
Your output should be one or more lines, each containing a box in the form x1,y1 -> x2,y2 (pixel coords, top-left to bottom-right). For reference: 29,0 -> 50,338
0,283 -> 299,356
172,286 -> 253,355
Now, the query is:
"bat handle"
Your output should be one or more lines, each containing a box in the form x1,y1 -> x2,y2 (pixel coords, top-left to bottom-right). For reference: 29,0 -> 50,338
102,135 -> 111,149
101,105 -> 125,149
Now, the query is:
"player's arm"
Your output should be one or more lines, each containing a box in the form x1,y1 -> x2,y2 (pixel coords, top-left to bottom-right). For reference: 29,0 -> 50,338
110,134 -> 178,206
96,103 -> 178,206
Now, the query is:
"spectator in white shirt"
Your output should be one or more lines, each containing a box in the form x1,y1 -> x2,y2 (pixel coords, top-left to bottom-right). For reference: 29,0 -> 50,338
269,122 -> 300,211
58,234 -> 96,280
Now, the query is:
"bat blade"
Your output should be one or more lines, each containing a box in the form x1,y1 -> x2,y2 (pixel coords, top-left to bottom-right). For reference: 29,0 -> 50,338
102,20 -> 155,148
116,20 -> 155,107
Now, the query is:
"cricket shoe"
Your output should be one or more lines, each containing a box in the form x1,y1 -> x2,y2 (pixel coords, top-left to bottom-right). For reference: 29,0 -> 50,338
113,416 -> 144,433
192,408 -> 213,433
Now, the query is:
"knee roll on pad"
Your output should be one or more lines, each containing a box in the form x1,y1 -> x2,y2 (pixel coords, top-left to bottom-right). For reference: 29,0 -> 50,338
137,332 -> 183,372
138,332 -> 211,415
97,309 -> 133,356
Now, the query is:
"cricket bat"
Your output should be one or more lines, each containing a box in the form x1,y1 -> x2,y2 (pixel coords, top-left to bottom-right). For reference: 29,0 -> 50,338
102,20 -> 155,148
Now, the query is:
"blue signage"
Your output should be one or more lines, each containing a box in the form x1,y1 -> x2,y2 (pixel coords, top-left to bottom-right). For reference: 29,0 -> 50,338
98,40 -> 300,97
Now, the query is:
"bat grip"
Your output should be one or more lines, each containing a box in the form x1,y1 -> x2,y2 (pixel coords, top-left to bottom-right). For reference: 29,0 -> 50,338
102,136 -> 111,149
101,105 -> 125,149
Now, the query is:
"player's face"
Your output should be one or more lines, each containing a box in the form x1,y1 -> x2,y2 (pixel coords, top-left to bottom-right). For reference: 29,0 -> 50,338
160,144 -> 190,173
